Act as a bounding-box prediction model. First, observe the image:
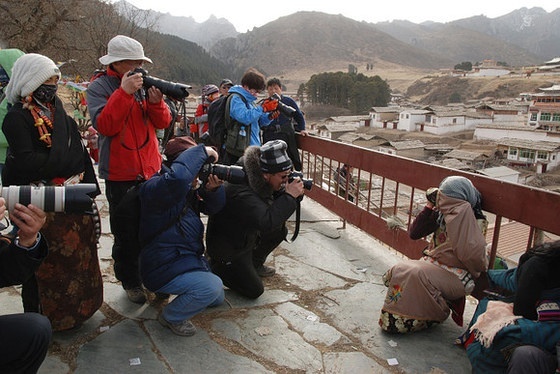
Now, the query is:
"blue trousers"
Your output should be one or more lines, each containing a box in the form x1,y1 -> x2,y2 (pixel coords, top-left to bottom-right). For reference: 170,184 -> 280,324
156,271 -> 224,324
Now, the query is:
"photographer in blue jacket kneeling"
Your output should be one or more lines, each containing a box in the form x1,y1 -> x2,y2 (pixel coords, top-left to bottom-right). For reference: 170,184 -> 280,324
138,136 -> 225,336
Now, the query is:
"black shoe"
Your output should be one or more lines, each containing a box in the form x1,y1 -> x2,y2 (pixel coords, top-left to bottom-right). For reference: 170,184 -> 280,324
125,287 -> 146,304
256,265 -> 276,277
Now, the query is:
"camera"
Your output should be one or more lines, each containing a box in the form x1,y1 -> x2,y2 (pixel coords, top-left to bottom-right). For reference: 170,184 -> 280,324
426,187 -> 439,205
288,171 -> 313,190
199,163 -> 246,185
1,184 -> 97,214
129,68 -> 191,101
270,93 -> 297,117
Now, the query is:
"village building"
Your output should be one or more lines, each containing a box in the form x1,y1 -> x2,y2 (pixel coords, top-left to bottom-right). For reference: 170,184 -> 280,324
377,140 -> 425,159
528,84 -> 560,132
477,165 -> 521,184
537,57 -> 560,73
496,138 -> 560,172
442,149 -> 490,169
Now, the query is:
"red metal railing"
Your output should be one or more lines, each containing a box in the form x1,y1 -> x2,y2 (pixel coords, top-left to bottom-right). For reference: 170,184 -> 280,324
298,135 -> 560,264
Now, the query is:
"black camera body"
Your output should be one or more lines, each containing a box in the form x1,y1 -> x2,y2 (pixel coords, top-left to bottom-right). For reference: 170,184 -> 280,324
270,93 -> 297,117
129,68 -> 191,101
288,171 -> 312,190
199,163 -> 246,185
1,184 -> 97,214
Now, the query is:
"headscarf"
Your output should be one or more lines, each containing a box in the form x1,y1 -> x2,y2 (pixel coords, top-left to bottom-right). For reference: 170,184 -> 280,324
439,175 -> 485,220
4,53 -> 60,104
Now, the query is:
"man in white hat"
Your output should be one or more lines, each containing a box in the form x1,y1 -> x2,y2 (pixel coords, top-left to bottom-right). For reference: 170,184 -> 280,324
87,35 -> 172,304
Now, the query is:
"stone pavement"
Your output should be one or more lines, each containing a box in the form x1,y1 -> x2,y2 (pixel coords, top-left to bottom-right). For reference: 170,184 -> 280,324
1,179 -> 478,373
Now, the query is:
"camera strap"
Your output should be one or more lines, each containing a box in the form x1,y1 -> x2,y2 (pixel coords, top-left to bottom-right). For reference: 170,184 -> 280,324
286,200 -> 301,243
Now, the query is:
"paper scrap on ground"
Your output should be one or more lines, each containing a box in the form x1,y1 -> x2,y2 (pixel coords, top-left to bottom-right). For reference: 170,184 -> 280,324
387,358 -> 399,366
129,358 -> 141,366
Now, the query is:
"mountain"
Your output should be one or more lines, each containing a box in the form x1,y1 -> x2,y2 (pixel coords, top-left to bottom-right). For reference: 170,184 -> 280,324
114,0 -> 239,50
209,12 -> 452,75
374,20 -> 542,67
451,7 -> 560,60
376,7 -> 559,65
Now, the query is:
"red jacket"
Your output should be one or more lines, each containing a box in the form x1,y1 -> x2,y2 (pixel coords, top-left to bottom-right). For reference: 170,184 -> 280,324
87,68 -> 171,181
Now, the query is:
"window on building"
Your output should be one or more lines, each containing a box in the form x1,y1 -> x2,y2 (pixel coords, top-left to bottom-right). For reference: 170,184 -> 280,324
530,113 -> 538,121
540,112 -> 552,121
452,118 -> 457,124
509,148 -> 517,156
537,151 -> 548,160
552,113 -> 560,121
519,149 -> 535,159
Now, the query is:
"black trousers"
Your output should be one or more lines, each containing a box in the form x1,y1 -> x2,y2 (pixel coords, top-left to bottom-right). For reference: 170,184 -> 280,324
0,313 -> 52,374
105,180 -> 142,289
210,226 -> 287,299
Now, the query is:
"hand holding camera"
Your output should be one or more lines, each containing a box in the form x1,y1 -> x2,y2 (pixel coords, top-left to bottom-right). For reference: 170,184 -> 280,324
285,177 -> 304,199
262,98 -> 278,112
0,198 -> 46,247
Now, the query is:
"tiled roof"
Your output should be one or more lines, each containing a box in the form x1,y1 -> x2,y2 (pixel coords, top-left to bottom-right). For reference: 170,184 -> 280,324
486,221 -> 557,265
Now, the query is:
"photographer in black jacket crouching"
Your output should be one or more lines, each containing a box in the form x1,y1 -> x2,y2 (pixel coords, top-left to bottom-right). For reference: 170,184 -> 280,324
0,197 -> 50,373
206,140 -> 305,299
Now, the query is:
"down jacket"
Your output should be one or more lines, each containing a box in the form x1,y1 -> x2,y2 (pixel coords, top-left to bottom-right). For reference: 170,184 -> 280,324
206,145 -> 298,262
138,144 -> 225,291
86,67 -> 171,181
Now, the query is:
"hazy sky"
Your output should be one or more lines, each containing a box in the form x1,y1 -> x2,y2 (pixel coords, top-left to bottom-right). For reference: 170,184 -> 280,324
122,0 -> 557,32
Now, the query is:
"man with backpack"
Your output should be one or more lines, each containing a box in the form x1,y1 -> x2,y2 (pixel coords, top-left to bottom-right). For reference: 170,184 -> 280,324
207,68 -> 279,165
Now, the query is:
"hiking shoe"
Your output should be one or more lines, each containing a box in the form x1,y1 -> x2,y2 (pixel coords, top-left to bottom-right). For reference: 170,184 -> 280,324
256,265 -> 276,277
125,287 -> 146,304
158,314 -> 196,336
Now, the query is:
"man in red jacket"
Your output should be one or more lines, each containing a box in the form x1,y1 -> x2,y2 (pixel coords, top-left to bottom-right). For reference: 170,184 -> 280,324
87,35 -> 171,304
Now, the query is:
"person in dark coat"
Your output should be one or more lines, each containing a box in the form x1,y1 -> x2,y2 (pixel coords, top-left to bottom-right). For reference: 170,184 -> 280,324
139,136 -> 225,336
0,197 -> 51,374
206,139 -> 305,299
2,53 -> 102,331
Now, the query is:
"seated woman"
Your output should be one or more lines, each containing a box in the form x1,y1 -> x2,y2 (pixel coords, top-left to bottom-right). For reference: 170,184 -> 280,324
379,175 -> 489,333
463,240 -> 560,373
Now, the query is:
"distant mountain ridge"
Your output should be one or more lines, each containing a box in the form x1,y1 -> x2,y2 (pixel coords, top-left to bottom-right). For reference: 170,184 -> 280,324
119,2 -> 559,80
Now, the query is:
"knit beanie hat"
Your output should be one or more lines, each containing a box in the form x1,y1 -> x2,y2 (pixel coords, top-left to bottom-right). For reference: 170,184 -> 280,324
99,35 -> 153,65
202,84 -> 219,97
260,140 -> 292,174
5,53 -> 61,104
164,136 -> 198,162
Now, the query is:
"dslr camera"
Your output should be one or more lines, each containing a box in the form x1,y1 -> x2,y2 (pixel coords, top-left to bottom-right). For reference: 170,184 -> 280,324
1,184 -> 97,214
288,171 -> 313,190
270,93 -> 297,117
199,163 -> 246,185
128,68 -> 191,101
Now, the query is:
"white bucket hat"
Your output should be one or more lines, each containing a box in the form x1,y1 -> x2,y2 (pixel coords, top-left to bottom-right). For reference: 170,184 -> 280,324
99,35 -> 153,65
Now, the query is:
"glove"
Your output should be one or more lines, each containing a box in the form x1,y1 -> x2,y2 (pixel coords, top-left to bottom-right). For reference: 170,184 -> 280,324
262,98 -> 279,112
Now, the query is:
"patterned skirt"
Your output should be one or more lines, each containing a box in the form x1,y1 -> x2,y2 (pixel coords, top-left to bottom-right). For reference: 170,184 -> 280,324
35,209 -> 103,331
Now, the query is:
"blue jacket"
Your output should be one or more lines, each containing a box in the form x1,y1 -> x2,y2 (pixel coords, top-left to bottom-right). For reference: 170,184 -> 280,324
138,144 -> 225,291
227,85 -> 272,146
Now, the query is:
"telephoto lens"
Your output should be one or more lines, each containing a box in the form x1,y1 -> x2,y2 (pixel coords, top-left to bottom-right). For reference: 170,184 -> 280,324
1,184 -> 97,214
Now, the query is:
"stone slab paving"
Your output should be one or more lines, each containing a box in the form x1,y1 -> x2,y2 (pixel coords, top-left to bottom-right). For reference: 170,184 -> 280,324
1,194 -> 480,373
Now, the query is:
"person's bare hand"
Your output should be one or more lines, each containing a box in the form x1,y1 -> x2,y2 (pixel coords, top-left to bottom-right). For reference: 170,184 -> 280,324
147,86 -> 163,104
11,203 -> 46,247
205,174 -> 224,191
121,70 -> 143,95
205,147 -> 219,162
299,130 -> 309,136
285,178 -> 304,199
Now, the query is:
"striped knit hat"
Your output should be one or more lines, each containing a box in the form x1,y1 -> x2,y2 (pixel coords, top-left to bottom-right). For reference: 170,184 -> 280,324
260,140 -> 292,174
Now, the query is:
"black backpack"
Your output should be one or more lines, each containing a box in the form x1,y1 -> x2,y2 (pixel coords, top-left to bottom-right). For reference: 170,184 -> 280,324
207,92 -> 247,149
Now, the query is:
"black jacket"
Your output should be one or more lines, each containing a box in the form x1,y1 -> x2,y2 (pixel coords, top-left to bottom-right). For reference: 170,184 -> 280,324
0,236 -> 48,287
206,146 -> 298,262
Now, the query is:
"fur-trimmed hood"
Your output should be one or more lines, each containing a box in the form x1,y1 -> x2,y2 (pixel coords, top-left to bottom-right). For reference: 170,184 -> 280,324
241,145 -> 274,200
